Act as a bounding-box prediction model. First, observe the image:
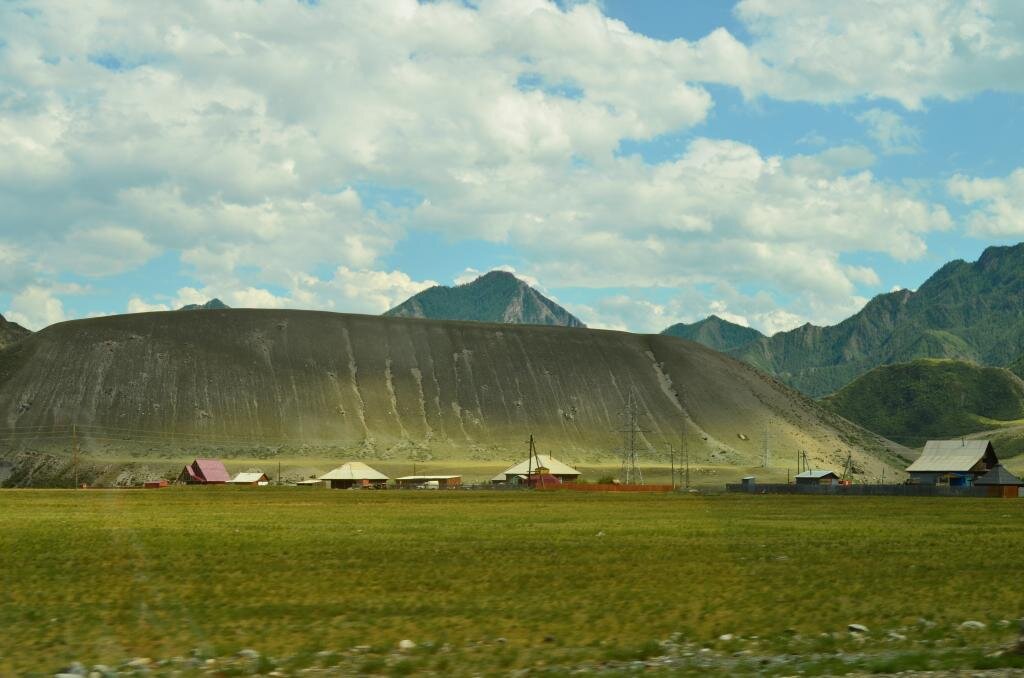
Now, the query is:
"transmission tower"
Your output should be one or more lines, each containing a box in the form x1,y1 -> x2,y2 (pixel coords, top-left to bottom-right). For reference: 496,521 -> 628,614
616,392 -> 648,485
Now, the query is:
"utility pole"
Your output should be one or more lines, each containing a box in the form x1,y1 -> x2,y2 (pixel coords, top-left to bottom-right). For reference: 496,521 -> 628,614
668,442 -> 675,490
683,428 -> 690,490
762,420 -> 771,469
278,461 -> 282,486
72,424 -> 79,490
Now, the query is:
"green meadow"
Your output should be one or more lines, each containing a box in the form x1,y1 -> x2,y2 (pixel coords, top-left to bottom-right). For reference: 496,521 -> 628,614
2,489 -> 1023,675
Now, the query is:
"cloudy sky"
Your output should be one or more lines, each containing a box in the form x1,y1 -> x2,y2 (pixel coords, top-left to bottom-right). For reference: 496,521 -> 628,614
3,0 -> 1024,333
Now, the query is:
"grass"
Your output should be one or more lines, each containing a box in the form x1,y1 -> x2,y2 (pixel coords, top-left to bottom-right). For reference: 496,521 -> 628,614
1,490 -> 1023,675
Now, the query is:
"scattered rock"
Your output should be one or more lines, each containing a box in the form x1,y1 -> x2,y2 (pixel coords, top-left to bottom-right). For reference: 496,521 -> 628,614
595,531 -> 605,537
847,624 -> 869,634
718,634 -> 734,642
960,620 -> 986,631
398,639 -> 417,651
887,632 -> 907,642
543,635 -> 557,644
495,637 -> 508,645
237,648 -> 260,660
61,662 -> 86,676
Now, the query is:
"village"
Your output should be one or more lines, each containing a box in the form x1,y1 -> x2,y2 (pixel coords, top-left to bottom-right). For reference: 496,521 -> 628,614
166,437 -> 1024,498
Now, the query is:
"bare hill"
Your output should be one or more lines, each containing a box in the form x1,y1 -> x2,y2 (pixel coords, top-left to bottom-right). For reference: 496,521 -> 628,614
0,309 -> 904,480
0,314 -> 30,350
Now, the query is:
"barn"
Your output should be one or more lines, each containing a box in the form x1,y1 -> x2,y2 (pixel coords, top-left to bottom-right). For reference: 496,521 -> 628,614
177,459 -> 230,485
974,464 -> 1024,498
795,470 -> 840,486
491,455 -> 580,485
319,462 -> 389,489
229,471 -> 270,486
906,440 -> 998,486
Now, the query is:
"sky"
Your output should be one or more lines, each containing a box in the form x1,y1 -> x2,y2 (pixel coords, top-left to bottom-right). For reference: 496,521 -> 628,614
4,0 -> 1024,334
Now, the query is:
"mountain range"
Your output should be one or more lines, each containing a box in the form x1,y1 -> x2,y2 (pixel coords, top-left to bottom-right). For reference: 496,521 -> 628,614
665,243 -> 1024,397
179,298 -> 230,311
384,270 -> 585,328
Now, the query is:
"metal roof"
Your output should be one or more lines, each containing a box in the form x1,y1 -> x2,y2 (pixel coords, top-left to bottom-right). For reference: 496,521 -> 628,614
318,462 -> 389,481
192,459 -> 230,483
974,464 -> 1024,486
229,472 -> 268,484
906,440 -> 994,473
492,455 -> 580,482
795,470 -> 838,479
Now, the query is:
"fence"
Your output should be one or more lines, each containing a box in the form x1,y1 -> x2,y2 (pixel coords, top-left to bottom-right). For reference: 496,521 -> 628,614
549,483 -> 675,493
725,483 -> 991,497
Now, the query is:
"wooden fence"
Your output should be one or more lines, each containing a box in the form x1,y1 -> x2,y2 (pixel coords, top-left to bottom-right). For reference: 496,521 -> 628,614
725,483 -> 991,497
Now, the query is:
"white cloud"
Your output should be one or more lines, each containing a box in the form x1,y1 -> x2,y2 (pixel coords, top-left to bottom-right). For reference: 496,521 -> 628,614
949,168 -> 1024,235
126,297 -> 169,314
5,284 -> 82,330
857,109 -> 921,154
730,0 -> 1024,108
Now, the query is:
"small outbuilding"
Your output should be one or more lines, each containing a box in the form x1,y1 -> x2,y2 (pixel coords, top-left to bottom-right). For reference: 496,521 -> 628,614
974,464 -> 1024,498
177,459 -> 230,485
795,469 -> 840,486
143,479 -> 169,489
491,455 -> 580,485
395,475 -> 462,489
229,471 -> 270,486
319,462 -> 389,489
906,439 -> 998,486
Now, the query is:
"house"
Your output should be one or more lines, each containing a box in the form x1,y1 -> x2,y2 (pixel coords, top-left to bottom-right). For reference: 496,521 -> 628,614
795,470 -> 840,486
906,439 -> 998,486
177,459 -> 230,485
491,455 -> 580,484
395,475 -> 462,489
974,464 -> 1024,498
318,462 -> 389,489
229,471 -> 270,486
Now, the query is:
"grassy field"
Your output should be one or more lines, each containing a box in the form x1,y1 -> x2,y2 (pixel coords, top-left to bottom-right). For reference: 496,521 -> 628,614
2,490 -> 1024,675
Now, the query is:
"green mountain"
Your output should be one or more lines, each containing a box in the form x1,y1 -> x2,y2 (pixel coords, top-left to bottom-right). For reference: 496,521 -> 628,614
178,298 -> 230,311
0,314 -> 30,350
384,271 -> 585,327
695,243 -> 1024,397
662,315 -> 765,352
0,309 -> 903,486
822,359 -> 1024,448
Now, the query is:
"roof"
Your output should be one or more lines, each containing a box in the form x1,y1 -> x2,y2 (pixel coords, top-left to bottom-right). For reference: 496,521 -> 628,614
396,475 -> 461,480
492,455 -> 580,482
229,472 -> 268,484
974,464 -> 1024,486
795,470 -> 838,479
318,462 -> 389,481
193,459 -> 230,482
295,478 -> 322,485
906,440 -> 994,473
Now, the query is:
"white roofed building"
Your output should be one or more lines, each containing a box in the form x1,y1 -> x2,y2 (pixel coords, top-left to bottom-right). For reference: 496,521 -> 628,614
319,462 -> 389,489
906,439 -> 998,486
491,455 -> 580,484
229,471 -> 270,486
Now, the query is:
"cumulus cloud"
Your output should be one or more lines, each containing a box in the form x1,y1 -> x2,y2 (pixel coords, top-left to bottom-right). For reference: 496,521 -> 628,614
5,284 -> 85,330
0,0 -> 974,330
857,109 -> 921,155
949,168 -> 1024,236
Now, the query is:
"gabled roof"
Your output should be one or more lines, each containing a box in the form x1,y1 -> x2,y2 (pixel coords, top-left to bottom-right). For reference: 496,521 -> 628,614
795,470 -> 838,479
229,472 -> 269,484
319,462 -> 389,481
906,440 -> 995,473
974,464 -> 1024,486
193,458 -> 230,482
396,475 -> 461,480
492,454 -> 580,482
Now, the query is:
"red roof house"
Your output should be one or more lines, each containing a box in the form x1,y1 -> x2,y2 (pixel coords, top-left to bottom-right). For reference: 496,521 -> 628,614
177,459 -> 230,485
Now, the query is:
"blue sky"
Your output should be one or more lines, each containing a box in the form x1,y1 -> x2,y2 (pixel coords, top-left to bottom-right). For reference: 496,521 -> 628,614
3,0 -> 1024,333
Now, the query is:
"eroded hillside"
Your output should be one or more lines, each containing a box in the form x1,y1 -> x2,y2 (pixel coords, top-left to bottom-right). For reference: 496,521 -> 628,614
0,310 -> 904,478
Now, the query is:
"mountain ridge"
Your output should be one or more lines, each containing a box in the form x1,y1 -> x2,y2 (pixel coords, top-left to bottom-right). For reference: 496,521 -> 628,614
0,314 -> 31,350
385,271 -> 585,328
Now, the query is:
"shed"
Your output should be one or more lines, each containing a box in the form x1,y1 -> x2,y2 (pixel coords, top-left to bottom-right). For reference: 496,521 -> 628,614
740,475 -> 756,490
295,478 -> 323,487
906,440 -> 998,486
229,471 -> 270,486
395,475 -> 462,489
795,469 -> 840,486
143,479 -> 168,489
177,458 -> 230,485
974,464 -> 1024,498
491,455 -> 580,484
319,462 -> 389,489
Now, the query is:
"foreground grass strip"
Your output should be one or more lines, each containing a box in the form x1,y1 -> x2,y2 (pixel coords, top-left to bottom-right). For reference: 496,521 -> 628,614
0,490 -> 1022,674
